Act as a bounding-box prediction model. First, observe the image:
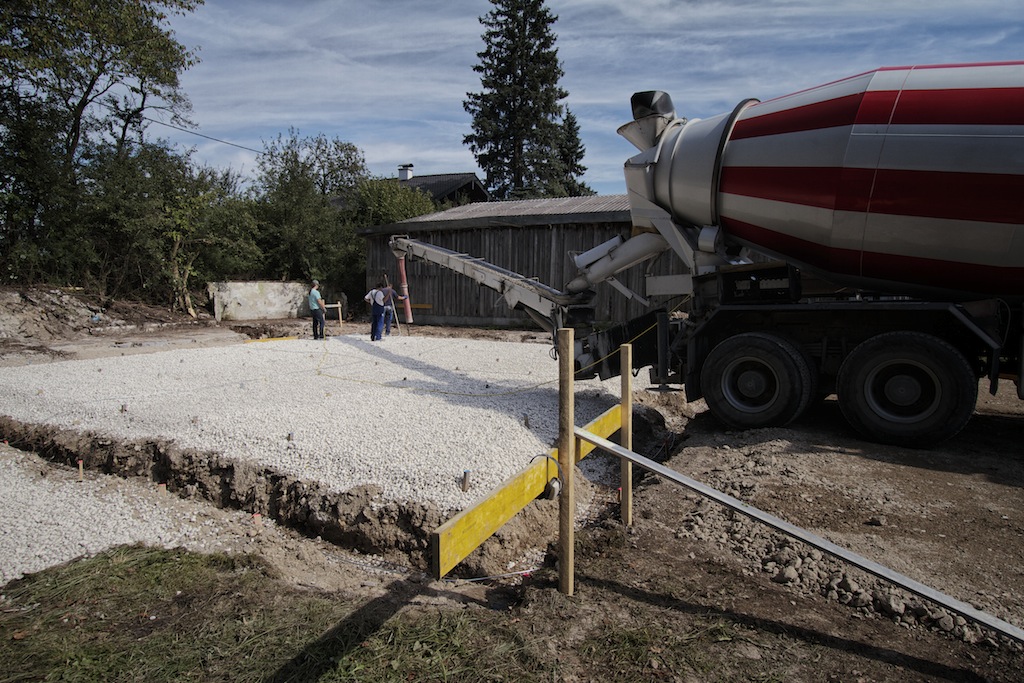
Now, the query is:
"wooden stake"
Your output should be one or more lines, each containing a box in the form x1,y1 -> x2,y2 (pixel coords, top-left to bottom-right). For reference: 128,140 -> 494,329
78,459 -> 84,482
558,328 -> 575,596
620,343 -> 634,526
429,404 -> 620,580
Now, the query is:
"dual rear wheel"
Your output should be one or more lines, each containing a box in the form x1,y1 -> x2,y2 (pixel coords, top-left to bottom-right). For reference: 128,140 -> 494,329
836,331 -> 977,447
700,331 -> 977,446
700,333 -> 816,430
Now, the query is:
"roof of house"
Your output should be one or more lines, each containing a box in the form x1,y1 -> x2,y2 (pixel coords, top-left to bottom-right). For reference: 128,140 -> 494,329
401,173 -> 489,204
360,194 -> 631,236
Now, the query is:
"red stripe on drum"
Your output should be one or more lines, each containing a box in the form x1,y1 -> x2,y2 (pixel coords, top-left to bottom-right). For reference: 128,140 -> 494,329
719,217 -> 1024,296
855,91 -> 899,124
731,93 -> 865,140
721,167 -> 1024,225
863,88 -> 1024,126
732,81 -> 1024,139
864,169 -> 1024,224
721,167 -> 872,212
719,216 -> 862,278
863,250 -> 1024,295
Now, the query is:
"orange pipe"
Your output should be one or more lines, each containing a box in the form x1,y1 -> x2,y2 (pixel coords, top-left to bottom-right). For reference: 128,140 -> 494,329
396,256 -> 413,324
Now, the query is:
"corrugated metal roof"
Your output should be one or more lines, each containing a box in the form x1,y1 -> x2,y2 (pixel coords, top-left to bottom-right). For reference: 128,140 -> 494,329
361,194 -> 631,235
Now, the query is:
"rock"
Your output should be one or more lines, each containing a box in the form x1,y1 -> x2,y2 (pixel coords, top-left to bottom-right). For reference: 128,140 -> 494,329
873,591 -> 906,616
770,547 -> 799,566
838,576 -> 860,593
800,568 -> 820,585
773,566 -> 799,584
849,591 -> 872,608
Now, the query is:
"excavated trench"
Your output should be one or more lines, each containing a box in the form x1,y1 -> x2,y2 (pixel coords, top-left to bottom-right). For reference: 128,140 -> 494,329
0,302 -> 668,578
0,415 -> 576,577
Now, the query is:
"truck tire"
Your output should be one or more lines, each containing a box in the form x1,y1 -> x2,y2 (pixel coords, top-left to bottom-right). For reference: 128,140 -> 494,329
836,332 -> 977,447
700,333 -> 814,429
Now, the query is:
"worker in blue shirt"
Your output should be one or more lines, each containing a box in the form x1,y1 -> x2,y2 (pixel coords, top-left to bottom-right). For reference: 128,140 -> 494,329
308,279 -> 326,340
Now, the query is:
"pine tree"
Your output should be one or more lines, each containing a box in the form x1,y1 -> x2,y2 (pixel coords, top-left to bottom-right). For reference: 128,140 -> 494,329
555,109 -> 594,197
463,0 -> 589,199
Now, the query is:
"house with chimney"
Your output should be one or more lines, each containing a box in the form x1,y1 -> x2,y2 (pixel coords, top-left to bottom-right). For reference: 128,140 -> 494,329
396,164 -> 489,206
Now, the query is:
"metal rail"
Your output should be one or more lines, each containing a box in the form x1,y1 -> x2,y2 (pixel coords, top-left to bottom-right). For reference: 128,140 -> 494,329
574,427 -> 1024,646
389,235 -> 584,333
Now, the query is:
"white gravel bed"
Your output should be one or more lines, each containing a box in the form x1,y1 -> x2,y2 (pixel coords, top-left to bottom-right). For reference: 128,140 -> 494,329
0,446 -> 260,585
0,333 -> 635,514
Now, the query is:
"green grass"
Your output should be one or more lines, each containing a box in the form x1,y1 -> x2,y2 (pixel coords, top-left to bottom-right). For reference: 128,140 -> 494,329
0,545 -> 556,683
576,618 -> 767,681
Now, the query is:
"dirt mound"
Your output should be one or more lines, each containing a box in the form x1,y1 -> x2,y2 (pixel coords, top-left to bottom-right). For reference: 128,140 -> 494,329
0,287 -> 194,341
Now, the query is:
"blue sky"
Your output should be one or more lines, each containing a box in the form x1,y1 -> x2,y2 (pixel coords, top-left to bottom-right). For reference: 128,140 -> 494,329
159,0 -> 1024,196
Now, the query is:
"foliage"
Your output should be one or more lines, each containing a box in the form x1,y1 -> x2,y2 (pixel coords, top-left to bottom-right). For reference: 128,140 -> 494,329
253,130 -> 370,304
554,109 -> 594,196
1,0 -> 201,164
1,0 -> 213,305
162,166 -> 262,316
463,0 -> 590,199
78,140 -> 261,313
0,91 -> 80,284
351,177 -> 436,229
188,169 -> 262,284
0,0 -> 427,312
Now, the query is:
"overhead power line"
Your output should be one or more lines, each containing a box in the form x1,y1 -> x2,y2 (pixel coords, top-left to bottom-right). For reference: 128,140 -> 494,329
143,117 -> 263,155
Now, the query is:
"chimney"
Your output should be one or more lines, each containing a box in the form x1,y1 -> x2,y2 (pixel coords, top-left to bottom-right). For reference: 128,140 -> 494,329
398,163 -> 414,181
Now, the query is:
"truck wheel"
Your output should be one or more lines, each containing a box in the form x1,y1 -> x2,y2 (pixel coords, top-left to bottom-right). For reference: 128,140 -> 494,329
700,333 -> 813,429
836,332 -> 977,447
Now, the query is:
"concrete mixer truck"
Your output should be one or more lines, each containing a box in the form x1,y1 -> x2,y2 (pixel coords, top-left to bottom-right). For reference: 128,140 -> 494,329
392,62 -> 1024,446
589,61 -> 1024,446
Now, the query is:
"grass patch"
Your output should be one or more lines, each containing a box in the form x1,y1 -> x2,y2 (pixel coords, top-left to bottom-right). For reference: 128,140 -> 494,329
578,619 -> 749,681
0,545 -> 556,682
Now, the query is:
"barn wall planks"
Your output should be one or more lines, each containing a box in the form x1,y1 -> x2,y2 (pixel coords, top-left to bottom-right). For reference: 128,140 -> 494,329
366,221 -> 686,327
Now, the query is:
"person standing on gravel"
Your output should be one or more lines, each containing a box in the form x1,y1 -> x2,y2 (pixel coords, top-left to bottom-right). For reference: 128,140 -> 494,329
379,282 -> 406,336
364,282 -> 386,341
309,279 -> 326,340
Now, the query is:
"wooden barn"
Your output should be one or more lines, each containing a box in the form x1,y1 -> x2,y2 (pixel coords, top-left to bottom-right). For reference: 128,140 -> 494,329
359,195 -> 691,328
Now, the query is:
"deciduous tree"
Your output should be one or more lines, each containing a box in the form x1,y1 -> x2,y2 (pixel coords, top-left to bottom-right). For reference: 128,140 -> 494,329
1,0 -> 200,165
0,0 -> 204,292
253,130 -> 369,302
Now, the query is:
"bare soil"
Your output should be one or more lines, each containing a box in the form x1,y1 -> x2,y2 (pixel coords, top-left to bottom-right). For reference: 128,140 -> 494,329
3,286 -> 1024,681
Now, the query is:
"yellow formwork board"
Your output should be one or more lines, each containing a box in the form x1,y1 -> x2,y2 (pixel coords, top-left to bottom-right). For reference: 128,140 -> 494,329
574,405 -> 623,463
430,404 -> 622,579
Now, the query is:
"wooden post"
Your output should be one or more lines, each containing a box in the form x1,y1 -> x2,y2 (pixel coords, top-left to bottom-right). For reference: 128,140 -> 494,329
558,328 -> 575,595
620,343 -> 633,526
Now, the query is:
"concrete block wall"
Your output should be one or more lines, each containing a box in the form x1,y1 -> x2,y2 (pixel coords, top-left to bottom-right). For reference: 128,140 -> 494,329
207,281 -> 310,322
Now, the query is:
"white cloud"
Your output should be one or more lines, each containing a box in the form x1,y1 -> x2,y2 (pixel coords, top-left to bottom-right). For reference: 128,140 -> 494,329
159,0 -> 1024,195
